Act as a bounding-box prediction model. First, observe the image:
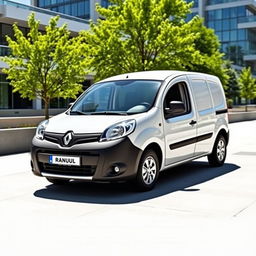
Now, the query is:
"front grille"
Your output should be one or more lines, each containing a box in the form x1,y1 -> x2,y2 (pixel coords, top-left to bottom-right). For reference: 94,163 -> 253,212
39,163 -> 96,177
44,132 -> 101,147
37,149 -> 99,156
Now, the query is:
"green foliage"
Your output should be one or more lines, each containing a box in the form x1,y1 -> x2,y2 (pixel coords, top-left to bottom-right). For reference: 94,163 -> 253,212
223,61 -> 240,102
82,0 -> 227,83
187,17 -> 229,86
238,67 -> 256,111
2,13 -> 88,119
225,45 -> 243,66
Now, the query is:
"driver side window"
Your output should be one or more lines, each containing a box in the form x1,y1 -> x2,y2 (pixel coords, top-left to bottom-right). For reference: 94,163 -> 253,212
164,82 -> 191,119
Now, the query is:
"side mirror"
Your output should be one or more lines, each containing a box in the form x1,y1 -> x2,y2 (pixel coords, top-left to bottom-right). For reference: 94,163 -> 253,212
165,101 -> 185,117
68,102 -> 74,109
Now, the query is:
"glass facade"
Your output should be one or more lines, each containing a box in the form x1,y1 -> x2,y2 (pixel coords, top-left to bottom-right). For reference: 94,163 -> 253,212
0,2 -> 93,110
206,6 -> 256,66
101,0 -> 110,8
0,74 -> 9,109
185,0 -> 256,71
0,23 -> 29,46
186,0 -> 199,8
48,80 -> 92,108
0,74 -> 33,109
0,23 -> 33,109
35,0 -> 111,19
207,0 -> 242,5
37,0 -> 90,19
186,12 -> 198,22
0,22 -> 80,109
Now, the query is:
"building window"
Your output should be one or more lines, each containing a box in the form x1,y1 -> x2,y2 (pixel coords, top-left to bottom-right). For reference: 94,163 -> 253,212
222,19 -> 230,31
186,0 -> 198,8
36,0 -> 90,19
0,74 -> 32,109
0,77 -> 9,109
101,0 -> 110,8
205,6 -> 253,66
230,30 -> 237,41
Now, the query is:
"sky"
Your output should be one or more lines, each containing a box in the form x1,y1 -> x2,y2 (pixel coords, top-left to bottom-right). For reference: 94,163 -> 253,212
12,0 -> 30,5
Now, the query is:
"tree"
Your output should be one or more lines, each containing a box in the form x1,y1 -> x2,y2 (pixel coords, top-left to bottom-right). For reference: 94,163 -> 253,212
82,0 -> 227,84
2,13 -> 88,119
187,17 -> 229,86
238,67 -> 256,112
223,61 -> 240,106
225,45 -> 244,66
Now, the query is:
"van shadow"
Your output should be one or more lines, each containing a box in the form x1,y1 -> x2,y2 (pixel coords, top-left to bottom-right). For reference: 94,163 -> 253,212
34,161 -> 240,204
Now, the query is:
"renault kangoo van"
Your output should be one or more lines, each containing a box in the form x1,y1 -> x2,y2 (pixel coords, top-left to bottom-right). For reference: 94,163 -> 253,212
31,71 -> 229,191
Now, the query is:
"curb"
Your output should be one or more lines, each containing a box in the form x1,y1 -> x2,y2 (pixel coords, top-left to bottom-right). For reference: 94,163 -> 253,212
0,127 -> 36,155
228,111 -> 256,123
0,112 -> 255,156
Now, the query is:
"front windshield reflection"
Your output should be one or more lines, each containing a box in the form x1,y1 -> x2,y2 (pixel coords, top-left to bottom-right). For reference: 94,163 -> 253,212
70,80 -> 162,115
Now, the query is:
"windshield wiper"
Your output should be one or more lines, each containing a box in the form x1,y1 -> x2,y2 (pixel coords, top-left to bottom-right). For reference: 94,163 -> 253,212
69,110 -> 88,115
89,111 -> 127,115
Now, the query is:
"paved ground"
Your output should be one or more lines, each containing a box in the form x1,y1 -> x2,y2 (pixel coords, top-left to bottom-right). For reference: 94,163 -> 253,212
0,121 -> 256,256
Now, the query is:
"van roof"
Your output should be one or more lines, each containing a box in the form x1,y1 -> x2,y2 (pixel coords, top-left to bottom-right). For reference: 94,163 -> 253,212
100,70 -> 219,83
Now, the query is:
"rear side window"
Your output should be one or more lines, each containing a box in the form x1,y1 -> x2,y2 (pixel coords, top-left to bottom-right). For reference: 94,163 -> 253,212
208,81 -> 224,108
191,79 -> 212,112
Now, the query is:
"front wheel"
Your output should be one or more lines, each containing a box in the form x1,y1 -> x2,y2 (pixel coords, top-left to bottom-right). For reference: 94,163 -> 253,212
208,135 -> 227,167
134,149 -> 159,191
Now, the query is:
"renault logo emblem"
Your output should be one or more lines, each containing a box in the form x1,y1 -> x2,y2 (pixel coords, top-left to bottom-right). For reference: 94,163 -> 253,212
63,131 -> 73,146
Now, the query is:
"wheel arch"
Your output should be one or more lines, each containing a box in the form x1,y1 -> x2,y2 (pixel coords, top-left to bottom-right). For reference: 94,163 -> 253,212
217,128 -> 229,145
143,142 -> 163,170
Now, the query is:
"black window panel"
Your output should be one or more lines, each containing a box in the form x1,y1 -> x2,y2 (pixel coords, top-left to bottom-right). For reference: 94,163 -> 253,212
164,82 -> 191,119
12,92 -> 32,109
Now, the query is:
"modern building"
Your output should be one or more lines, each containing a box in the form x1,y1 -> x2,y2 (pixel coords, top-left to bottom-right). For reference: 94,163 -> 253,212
0,0 -> 91,113
1,0 -> 256,113
186,0 -> 256,73
34,0 -> 256,72
31,0 -> 110,21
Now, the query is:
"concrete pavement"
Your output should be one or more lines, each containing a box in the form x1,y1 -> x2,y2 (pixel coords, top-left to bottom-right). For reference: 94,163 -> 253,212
0,121 -> 256,255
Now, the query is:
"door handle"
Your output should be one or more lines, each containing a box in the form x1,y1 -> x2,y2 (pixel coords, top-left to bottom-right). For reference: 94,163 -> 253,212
189,120 -> 197,126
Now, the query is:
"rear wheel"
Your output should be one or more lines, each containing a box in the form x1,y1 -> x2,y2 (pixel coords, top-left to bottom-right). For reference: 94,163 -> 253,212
208,135 -> 227,167
46,177 -> 70,185
135,149 -> 159,191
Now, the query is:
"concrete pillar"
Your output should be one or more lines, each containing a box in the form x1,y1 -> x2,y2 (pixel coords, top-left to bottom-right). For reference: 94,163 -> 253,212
90,0 -> 101,21
30,0 -> 37,7
33,97 -> 42,110
198,0 -> 206,19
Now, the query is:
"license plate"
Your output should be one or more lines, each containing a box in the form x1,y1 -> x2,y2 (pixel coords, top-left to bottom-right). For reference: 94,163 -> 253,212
49,155 -> 80,166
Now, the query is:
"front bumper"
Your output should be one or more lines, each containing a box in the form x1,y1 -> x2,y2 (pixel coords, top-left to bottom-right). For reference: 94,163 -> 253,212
31,137 -> 142,182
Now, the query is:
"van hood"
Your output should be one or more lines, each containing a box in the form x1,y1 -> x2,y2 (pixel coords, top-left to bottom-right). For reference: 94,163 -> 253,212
45,113 -> 133,134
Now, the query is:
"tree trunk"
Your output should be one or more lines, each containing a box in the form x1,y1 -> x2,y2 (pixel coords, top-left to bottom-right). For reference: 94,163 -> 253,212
245,98 -> 248,112
44,100 -> 49,120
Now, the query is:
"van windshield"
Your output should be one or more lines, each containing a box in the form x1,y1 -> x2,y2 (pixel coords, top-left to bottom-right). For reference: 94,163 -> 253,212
70,80 -> 162,115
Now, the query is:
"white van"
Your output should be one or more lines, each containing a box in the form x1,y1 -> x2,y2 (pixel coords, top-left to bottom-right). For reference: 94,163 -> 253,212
31,71 -> 229,191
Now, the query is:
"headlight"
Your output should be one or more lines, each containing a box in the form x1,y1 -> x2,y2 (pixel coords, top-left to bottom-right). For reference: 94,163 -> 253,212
36,120 -> 49,140
100,119 -> 136,142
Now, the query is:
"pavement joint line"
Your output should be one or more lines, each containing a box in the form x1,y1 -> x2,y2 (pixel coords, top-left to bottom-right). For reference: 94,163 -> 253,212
233,199 -> 256,217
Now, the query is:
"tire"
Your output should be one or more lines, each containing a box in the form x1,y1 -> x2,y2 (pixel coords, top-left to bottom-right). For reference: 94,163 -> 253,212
134,149 -> 160,191
46,177 -> 70,185
208,135 -> 227,167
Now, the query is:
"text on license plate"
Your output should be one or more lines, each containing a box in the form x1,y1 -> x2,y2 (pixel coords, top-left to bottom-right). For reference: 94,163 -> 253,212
49,155 -> 80,166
